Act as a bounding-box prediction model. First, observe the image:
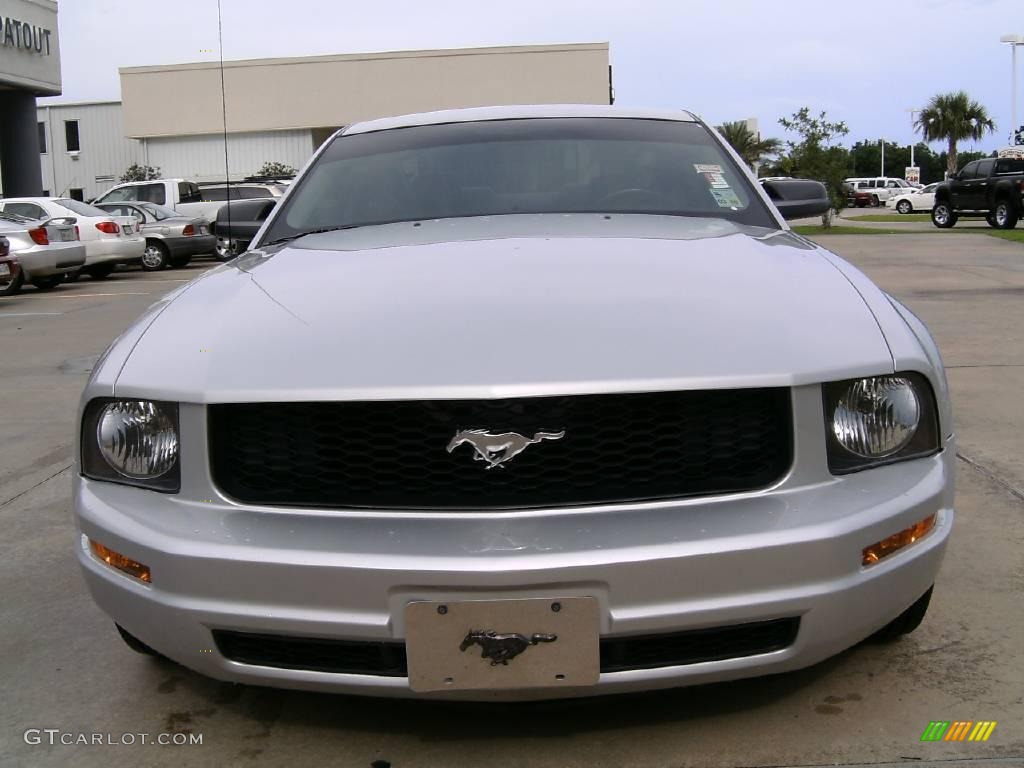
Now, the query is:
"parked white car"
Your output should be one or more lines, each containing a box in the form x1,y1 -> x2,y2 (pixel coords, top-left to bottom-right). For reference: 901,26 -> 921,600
886,183 -> 939,214
0,198 -> 144,280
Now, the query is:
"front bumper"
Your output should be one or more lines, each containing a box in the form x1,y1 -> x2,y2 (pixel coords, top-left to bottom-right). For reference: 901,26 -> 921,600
74,415 -> 955,700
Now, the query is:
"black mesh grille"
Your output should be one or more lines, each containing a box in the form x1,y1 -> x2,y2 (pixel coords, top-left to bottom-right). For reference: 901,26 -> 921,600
208,388 -> 792,510
212,618 -> 799,677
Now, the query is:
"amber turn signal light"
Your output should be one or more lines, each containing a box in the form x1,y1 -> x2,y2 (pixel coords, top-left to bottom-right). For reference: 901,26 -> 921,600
862,514 -> 936,566
88,538 -> 151,583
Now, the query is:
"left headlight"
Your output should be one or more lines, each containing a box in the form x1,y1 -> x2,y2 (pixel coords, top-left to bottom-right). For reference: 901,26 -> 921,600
823,373 -> 941,474
81,398 -> 180,492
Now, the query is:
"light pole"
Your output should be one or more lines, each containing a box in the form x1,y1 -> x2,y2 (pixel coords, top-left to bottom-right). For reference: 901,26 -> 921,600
880,137 -> 885,177
1000,34 -> 1024,145
906,107 -> 919,168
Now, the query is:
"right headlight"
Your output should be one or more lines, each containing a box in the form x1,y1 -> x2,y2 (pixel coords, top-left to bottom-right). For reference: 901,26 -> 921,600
81,398 -> 180,492
823,373 -> 941,474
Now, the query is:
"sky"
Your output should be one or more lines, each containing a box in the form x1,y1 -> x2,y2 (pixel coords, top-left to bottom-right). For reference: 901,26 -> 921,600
43,0 -> 1019,153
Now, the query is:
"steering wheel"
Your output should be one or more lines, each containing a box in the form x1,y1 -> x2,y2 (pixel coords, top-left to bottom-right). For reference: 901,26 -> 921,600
597,188 -> 663,207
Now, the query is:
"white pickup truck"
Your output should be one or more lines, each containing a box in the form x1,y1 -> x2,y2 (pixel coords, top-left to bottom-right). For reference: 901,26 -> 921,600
92,179 -> 223,222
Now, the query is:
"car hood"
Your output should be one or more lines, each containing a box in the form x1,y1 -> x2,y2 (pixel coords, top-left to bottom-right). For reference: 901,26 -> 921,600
113,215 -> 895,402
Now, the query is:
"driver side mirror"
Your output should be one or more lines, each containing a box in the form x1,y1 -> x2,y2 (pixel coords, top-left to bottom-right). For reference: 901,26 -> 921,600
759,178 -> 831,220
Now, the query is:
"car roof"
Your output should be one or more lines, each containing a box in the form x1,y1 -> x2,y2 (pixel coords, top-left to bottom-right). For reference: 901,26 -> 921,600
107,179 -> 185,186
344,104 -> 699,136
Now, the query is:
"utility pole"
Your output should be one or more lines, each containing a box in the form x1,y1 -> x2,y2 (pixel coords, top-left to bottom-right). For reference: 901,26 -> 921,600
1000,35 -> 1024,145
906,108 -> 919,167
880,138 -> 885,177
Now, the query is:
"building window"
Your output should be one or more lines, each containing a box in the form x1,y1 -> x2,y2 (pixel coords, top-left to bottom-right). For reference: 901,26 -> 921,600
65,120 -> 80,152
68,188 -> 85,202
38,122 -> 47,154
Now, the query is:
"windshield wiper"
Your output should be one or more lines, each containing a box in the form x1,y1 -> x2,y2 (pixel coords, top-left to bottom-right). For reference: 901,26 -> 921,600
260,224 -> 364,248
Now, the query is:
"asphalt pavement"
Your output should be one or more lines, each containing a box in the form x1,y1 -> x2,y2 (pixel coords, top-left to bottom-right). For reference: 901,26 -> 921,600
0,238 -> 1021,768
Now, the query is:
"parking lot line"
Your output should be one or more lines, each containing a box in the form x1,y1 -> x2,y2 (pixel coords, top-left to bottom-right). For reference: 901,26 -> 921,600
0,312 -> 64,317
49,292 -> 153,298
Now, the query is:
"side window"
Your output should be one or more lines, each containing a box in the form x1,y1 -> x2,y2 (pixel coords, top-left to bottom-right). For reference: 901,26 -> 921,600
202,187 -> 228,201
240,186 -> 273,199
995,158 -> 1024,174
887,180 -> 900,188
139,183 -> 166,205
975,160 -> 994,178
5,202 -> 46,219
179,182 -> 202,204
959,162 -> 979,180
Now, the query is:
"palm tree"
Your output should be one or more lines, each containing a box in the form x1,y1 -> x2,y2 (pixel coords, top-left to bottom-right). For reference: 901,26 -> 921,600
716,121 -> 782,170
915,91 -> 996,176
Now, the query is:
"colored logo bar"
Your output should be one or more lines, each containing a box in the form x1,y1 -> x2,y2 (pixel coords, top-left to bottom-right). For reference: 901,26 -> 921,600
921,721 -> 997,742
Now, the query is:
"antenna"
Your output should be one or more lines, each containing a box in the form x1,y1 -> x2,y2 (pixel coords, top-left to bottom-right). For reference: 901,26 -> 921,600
217,0 -> 231,246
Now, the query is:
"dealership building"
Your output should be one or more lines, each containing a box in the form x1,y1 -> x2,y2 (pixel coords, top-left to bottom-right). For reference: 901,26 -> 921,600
0,0 -> 60,197
24,42 -> 612,201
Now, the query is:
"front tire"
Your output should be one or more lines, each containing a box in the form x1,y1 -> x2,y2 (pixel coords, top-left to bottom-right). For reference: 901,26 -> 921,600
871,195 -> 880,207
931,202 -> 958,228
86,263 -> 115,280
993,199 -> 1019,229
141,241 -> 169,271
896,199 -> 912,214
869,587 -> 933,642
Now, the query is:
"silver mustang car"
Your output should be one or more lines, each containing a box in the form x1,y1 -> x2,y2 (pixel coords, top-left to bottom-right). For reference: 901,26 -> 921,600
74,105 -> 954,701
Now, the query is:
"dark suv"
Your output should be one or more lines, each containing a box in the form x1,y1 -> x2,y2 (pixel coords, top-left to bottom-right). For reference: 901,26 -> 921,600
932,157 -> 1024,229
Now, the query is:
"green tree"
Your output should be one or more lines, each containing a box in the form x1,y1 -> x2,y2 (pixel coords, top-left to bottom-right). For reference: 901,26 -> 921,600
776,108 -> 851,226
915,91 -> 996,176
715,120 -> 782,169
256,161 -> 297,178
119,163 -> 161,182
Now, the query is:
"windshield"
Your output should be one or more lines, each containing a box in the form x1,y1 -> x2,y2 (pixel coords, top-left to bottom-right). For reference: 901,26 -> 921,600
262,118 -> 777,244
139,202 -> 179,220
56,199 -> 111,218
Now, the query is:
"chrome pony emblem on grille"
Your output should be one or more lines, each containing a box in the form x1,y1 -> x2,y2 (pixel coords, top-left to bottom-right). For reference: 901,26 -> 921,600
446,429 -> 565,469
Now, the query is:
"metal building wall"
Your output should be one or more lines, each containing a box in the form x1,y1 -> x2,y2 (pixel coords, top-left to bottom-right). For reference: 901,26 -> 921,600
37,101 -> 141,200
141,129 -> 314,183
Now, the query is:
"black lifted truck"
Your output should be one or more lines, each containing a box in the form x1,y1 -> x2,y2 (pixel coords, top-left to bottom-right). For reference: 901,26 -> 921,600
932,156 -> 1024,229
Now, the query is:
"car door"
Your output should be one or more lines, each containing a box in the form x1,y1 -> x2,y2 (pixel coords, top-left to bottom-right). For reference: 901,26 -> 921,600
968,159 -> 994,210
950,162 -> 979,209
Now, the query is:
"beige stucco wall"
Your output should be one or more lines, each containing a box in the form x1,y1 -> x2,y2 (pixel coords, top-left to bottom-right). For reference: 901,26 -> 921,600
119,43 -> 610,139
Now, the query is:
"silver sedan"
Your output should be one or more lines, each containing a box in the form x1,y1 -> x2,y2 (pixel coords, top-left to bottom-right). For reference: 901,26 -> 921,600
0,211 -> 86,294
73,105 -> 954,701
94,202 -> 216,271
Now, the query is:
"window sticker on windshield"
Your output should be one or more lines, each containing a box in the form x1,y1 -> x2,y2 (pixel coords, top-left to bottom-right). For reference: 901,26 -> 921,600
703,172 -> 730,189
694,164 -> 723,174
710,188 -> 742,208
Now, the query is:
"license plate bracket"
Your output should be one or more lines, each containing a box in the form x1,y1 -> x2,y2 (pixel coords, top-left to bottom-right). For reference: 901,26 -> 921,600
405,597 -> 600,692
